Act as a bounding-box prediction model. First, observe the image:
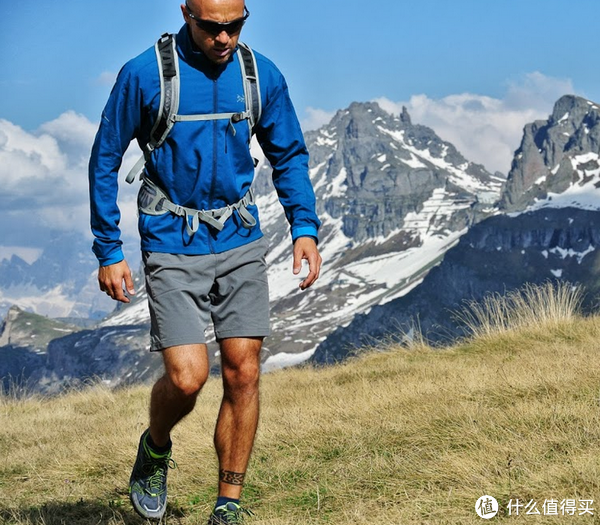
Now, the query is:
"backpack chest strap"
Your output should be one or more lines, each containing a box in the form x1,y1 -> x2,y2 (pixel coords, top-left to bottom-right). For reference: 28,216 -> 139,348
172,110 -> 250,123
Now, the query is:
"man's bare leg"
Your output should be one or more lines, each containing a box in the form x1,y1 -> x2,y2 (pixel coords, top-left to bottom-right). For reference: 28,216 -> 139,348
149,344 -> 210,447
214,337 -> 262,498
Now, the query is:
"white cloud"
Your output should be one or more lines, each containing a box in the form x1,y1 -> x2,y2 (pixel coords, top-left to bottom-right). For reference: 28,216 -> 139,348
301,106 -> 336,131
96,71 -> 117,86
0,112 -> 140,251
373,72 -> 576,174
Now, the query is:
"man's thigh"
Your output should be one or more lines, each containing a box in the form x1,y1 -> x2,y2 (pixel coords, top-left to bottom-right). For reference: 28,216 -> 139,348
144,251 -> 215,351
210,238 -> 271,342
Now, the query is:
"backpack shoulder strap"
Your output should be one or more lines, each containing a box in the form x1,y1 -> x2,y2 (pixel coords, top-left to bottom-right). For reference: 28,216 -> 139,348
148,33 -> 180,152
126,33 -> 179,184
236,42 -> 262,136
127,37 -> 260,184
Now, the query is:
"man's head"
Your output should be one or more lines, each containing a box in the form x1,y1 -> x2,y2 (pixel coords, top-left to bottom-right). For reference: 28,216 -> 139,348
181,0 -> 248,65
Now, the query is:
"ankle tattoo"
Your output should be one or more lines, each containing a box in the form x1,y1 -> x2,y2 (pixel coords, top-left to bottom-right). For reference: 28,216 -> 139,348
219,469 -> 246,486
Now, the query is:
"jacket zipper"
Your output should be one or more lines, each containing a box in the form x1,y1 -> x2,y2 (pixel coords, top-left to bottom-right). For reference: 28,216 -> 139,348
208,76 -> 218,254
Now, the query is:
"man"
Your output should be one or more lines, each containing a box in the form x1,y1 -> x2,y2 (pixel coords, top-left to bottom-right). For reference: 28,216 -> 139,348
88,0 -> 321,522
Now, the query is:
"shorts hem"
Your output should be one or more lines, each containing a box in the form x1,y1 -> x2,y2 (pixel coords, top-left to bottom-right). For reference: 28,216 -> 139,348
150,337 -> 207,352
214,328 -> 271,341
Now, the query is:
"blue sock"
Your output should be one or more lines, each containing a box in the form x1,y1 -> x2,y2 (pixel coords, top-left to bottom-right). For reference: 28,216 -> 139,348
215,496 -> 239,509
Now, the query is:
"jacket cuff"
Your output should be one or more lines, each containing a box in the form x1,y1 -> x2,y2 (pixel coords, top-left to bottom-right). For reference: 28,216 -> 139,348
291,226 -> 319,244
98,250 -> 125,267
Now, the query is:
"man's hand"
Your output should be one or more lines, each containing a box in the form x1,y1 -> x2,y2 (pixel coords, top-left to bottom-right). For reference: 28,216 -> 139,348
292,237 -> 322,290
98,260 -> 136,303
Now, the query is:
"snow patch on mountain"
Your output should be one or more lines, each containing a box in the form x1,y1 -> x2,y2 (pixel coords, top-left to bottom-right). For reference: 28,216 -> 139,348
377,126 -> 502,201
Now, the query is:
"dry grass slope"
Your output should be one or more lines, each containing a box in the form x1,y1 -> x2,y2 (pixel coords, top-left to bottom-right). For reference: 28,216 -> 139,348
1,283 -> 599,524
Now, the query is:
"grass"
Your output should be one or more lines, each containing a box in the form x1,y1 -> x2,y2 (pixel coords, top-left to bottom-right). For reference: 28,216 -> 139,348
454,281 -> 583,340
1,283 -> 600,524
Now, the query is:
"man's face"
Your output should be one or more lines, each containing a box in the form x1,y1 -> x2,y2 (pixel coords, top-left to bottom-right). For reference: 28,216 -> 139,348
181,0 -> 247,65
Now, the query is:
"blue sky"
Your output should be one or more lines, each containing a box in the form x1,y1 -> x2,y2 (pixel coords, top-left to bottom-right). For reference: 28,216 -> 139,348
1,0 -> 599,258
2,0 -> 599,130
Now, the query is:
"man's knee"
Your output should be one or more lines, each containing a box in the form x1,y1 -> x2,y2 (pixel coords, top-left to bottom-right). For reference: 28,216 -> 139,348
223,359 -> 260,393
220,338 -> 262,395
163,344 -> 209,398
168,367 -> 208,397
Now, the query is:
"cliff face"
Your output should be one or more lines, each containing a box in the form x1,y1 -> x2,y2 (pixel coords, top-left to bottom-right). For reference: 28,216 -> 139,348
312,207 -> 600,364
306,101 -> 501,241
501,95 -> 600,212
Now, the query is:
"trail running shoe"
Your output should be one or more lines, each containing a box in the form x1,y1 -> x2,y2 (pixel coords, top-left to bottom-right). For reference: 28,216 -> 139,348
207,501 -> 255,524
129,430 -> 176,520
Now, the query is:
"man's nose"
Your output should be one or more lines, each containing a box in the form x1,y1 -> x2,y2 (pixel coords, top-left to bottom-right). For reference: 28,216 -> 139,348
215,30 -> 230,44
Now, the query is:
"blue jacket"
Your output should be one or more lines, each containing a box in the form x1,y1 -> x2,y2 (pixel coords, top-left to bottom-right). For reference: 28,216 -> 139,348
89,25 -> 320,266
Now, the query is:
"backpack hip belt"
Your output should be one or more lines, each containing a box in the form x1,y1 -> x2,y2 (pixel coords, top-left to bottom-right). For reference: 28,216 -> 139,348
138,176 -> 256,236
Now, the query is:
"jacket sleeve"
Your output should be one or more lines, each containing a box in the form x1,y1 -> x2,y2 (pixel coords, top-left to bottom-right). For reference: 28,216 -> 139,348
88,65 -> 143,266
255,69 -> 321,242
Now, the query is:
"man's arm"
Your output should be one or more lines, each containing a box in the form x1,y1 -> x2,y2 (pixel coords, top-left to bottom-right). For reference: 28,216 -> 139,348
89,62 -> 144,301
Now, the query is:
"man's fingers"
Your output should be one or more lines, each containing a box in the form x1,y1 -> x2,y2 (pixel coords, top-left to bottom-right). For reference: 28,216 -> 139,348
292,249 -> 302,275
299,251 -> 322,290
104,278 -> 130,303
98,260 -> 133,303
124,270 -> 136,296
113,286 -> 131,303
292,237 -> 322,290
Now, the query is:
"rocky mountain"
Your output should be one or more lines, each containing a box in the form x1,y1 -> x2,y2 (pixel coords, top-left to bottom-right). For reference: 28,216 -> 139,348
307,103 -> 501,240
252,102 -> 498,363
0,304 -> 161,395
311,207 -> 600,363
243,101 -> 502,370
0,231 -> 115,320
0,102 -> 502,391
501,94 -> 600,212
312,94 -> 600,363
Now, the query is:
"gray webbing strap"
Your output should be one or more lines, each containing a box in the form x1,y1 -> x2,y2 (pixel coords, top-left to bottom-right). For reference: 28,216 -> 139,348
138,177 -> 256,236
173,112 -> 249,122
237,42 -> 262,137
126,154 -> 148,184
126,34 -> 179,184
149,34 -> 180,153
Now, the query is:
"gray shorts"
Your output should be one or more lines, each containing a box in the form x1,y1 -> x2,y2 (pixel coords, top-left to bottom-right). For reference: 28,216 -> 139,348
143,237 -> 270,351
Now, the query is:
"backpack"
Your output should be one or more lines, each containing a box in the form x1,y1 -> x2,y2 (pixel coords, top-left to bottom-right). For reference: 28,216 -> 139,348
126,32 -> 262,184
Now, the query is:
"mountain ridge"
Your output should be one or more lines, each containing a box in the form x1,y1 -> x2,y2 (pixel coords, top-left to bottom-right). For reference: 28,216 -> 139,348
2,95 -> 598,390
312,94 -> 600,363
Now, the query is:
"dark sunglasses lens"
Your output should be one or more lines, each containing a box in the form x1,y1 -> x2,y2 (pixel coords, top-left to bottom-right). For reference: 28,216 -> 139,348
197,18 -> 244,35
227,20 -> 245,34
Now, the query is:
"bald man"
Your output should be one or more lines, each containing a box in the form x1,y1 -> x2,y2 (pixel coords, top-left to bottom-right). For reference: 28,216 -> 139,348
88,1 -> 321,522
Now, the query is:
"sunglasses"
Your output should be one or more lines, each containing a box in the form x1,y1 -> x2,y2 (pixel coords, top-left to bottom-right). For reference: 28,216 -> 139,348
185,3 -> 249,36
